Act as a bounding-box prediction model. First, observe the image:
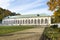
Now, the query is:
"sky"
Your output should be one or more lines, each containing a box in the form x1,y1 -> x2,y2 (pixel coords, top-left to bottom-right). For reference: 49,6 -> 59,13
0,0 -> 53,15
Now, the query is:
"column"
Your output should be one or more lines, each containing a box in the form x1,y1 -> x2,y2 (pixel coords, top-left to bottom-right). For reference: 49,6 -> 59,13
24,19 -> 25,24
40,19 -> 41,25
44,18 -> 45,25
49,17 -> 51,24
14,20 -> 15,24
36,19 -> 37,25
15,20 -> 17,24
33,19 -> 34,25
31,19 -> 32,25
29,19 -> 31,24
20,20 -> 22,24
21,20 -> 22,24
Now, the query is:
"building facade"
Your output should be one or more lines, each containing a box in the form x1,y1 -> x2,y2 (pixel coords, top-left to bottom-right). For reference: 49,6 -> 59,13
2,14 -> 51,25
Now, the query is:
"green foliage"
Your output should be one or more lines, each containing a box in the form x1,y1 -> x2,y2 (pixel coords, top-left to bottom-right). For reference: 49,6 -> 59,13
37,14 -> 40,16
53,9 -> 60,23
50,25 -> 58,28
0,7 -> 21,21
44,27 -> 60,40
47,0 -> 60,23
0,8 -> 11,21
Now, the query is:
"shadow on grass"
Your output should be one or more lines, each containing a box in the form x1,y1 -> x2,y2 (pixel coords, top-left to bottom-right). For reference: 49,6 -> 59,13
0,34 -> 14,37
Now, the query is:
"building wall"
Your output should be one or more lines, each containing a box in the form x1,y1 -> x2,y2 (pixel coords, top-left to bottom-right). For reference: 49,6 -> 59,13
2,17 -> 51,25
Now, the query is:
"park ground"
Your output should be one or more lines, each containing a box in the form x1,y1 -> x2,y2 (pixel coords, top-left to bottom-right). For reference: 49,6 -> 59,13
0,26 -> 45,40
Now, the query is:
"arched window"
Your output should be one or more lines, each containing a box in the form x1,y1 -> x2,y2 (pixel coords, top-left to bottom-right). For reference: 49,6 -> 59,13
23,20 -> 24,24
38,19 -> 40,24
34,19 -> 36,24
45,19 -> 48,24
16,20 -> 17,24
17,20 -> 19,24
25,20 -> 27,24
28,20 -> 30,24
41,19 -> 44,24
31,19 -> 33,24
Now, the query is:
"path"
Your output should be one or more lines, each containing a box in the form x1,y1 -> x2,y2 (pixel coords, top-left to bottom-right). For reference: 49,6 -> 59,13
0,27 -> 45,40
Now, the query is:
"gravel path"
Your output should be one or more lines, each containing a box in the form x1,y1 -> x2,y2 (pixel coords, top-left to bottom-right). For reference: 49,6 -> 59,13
0,27 -> 45,40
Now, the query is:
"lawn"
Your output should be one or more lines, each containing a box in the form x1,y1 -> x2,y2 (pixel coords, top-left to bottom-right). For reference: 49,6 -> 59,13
44,27 -> 60,40
0,25 -> 34,35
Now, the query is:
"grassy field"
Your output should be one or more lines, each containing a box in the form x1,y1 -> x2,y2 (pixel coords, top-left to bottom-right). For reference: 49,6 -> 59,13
44,27 -> 60,40
0,25 -> 34,35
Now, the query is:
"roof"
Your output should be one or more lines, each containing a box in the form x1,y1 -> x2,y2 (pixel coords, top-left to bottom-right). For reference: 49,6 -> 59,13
4,14 -> 51,19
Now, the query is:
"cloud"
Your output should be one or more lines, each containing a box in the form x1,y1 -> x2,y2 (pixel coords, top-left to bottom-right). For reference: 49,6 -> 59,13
10,2 -> 44,12
9,0 -> 46,12
0,0 -> 53,15
0,0 -> 14,9
21,8 -> 53,15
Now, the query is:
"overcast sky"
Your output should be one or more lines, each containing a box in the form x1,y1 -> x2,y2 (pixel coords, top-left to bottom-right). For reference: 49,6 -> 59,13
0,0 -> 53,15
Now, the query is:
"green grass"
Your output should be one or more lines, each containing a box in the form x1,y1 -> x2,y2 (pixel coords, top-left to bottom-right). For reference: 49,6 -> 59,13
0,25 -> 34,35
44,27 -> 60,40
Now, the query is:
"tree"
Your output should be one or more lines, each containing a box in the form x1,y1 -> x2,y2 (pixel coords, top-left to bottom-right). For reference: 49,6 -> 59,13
0,7 -> 21,22
47,0 -> 60,23
37,14 -> 40,16
47,0 -> 60,11
16,13 -> 21,15
10,12 -> 16,16
10,12 -> 21,16
53,8 -> 60,23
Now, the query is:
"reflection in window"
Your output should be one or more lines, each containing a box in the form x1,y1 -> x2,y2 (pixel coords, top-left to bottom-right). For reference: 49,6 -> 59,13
41,19 -> 43,24
38,19 -> 40,24
45,19 -> 48,24
23,20 -> 24,24
25,20 -> 27,24
31,19 -> 33,24
34,19 -> 36,24
16,20 -> 17,24
18,20 -> 19,24
28,20 -> 30,24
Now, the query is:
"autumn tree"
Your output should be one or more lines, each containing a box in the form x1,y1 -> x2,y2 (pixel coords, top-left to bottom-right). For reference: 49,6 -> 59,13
47,0 -> 60,23
0,8 -> 12,21
0,7 -> 21,22
47,0 -> 60,11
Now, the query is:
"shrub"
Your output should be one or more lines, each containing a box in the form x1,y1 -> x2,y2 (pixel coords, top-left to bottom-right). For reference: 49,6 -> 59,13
50,25 -> 58,28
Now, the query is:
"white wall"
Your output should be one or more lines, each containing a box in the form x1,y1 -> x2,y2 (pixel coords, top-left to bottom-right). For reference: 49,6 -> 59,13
2,17 -> 51,25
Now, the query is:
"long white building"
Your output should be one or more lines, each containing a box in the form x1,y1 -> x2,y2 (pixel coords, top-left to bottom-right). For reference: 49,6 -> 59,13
2,14 -> 51,25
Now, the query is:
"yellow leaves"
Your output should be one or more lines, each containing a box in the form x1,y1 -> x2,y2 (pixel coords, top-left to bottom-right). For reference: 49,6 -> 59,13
47,0 -> 60,11
47,0 -> 60,23
54,11 -> 57,15
53,9 -> 60,23
54,11 -> 60,16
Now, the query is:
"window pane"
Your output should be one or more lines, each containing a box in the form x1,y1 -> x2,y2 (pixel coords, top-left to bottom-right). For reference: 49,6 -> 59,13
38,19 -> 40,24
25,20 -> 27,24
41,19 -> 43,24
34,19 -> 36,24
23,20 -> 24,24
31,19 -> 33,24
45,19 -> 48,24
28,20 -> 30,24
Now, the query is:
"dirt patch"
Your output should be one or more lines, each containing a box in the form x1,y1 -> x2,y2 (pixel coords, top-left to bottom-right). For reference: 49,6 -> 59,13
0,27 -> 45,40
